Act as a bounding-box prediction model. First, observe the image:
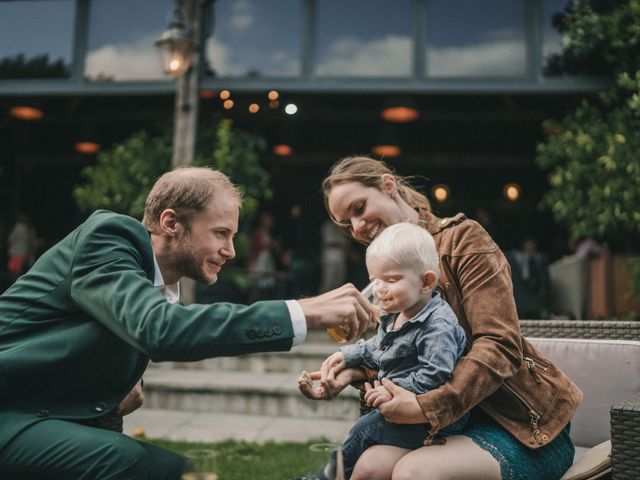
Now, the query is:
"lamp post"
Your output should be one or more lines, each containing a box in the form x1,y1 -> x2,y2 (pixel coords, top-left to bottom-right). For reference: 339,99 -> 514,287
156,0 -> 207,303
156,0 -> 205,168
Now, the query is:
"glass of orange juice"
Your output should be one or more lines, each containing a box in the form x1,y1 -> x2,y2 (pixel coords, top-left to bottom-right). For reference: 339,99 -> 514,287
326,281 -> 381,343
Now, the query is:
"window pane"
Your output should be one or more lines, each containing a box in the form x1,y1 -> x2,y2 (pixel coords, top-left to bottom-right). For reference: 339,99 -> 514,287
206,0 -> 302,78
315,0 -> 412,77
426,0 -> 526,78
542,0 -> 570,75
0,0 -> 74,79
85,0 -> 171,81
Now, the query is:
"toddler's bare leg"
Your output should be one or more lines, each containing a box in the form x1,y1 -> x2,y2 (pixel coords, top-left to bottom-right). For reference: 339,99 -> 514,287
350,445 -> 411,480
391,436 -> 501,480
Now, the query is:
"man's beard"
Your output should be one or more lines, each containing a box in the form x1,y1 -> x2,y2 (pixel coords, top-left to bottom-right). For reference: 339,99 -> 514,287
173,233 -> 214,285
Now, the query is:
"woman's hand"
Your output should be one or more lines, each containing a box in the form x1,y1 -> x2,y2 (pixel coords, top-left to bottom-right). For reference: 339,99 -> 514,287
376,379 -> 429,424
117,380 -> 144,416
363,380 -> 393,407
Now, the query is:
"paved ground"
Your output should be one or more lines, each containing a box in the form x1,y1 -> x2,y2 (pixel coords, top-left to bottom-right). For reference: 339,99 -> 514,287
124,408 -> 352,444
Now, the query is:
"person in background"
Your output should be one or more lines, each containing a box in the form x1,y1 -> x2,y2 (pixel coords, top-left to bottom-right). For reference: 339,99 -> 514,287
320,218 -> 350,293
301,156 -> 581,480
0,167 -> 373,480
6,212 -> 38,283
507,237 -> 551,320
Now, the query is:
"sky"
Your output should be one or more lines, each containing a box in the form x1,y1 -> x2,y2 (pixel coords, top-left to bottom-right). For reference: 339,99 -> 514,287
0,0 -> 569,80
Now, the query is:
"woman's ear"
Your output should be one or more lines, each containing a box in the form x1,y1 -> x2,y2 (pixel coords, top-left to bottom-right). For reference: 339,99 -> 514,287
380,174 -> 398,196
158,209 -> 180,237
422,271 -> 437,292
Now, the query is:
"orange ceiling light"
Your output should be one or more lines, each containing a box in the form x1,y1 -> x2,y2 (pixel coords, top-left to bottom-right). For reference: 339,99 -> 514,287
74,142 -> 101,154
199,90 -> 216,99
381,106 -> 418,123
268,90 -> 279,100
223,99 -> 234,109
10,106 -> 44,121
371,145 -> 401,157
431,184 -> 450,203
503,183 -> 522,202
273,144 -> 293,156
248,103 -> 260,113
219,89 -> 231,100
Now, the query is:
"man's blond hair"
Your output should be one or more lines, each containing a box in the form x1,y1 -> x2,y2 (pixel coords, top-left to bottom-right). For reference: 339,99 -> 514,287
142,167 -> 242,231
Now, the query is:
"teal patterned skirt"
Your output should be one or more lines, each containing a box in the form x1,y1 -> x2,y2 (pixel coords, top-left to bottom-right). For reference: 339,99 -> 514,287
463,408 -> 574,480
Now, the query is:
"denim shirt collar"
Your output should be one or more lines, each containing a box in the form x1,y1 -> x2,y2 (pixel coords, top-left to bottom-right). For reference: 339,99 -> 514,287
380,291 -> 445,334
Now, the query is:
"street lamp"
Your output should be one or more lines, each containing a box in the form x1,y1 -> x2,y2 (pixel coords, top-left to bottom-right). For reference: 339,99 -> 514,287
155,6 -> 197,76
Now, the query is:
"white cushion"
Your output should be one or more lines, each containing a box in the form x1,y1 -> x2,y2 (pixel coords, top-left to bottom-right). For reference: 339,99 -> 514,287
528,338 -> 640,448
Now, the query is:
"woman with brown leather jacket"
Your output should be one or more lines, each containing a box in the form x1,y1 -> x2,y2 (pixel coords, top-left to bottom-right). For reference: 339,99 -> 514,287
301,156 -> 582,480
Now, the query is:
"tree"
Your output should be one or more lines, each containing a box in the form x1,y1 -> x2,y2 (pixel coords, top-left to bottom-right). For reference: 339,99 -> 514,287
536,1 -> 640,248
73,119 -> 270,222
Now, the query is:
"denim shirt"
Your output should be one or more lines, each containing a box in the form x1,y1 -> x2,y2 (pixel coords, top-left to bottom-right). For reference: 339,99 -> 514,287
341,291 -> 467,394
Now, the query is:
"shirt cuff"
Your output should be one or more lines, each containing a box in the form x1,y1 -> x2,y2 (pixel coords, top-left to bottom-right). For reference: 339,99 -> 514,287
285,300 -> 307,346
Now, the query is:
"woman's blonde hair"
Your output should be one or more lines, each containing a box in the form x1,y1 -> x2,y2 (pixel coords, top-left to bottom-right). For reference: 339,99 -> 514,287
321,156 -> 431,232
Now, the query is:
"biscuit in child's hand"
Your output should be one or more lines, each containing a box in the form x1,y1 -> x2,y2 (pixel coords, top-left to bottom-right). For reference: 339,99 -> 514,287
297,370 -> 313,386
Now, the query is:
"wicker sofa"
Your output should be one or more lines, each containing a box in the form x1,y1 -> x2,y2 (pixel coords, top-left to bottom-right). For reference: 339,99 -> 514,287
520,320 -> 640,480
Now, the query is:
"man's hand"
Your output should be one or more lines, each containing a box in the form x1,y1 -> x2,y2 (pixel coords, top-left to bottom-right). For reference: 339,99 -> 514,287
376,379 -> 428,424
363,380 -> 393,407
297,284 -> 374,341
117,380 -> 144,416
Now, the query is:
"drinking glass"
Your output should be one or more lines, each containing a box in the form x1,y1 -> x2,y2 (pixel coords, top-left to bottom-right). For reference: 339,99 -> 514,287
326,281 -> 381,343
300,442 -> 344,480
181,449 -> 219,480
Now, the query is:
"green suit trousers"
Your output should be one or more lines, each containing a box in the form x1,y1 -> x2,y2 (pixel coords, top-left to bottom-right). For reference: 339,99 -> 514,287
0,418 -> 186,479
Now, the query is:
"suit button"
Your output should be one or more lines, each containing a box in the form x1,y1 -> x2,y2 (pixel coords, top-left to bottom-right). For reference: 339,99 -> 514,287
273,326 -> 282,335
247,329 -> 257,339
37,409 -> 50,417
264,326 -> 273,337
94,402 -> 107,413
256,328 -> 265,338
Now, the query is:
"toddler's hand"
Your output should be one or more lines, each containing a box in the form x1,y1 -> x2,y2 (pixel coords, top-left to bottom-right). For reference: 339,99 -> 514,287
321,351 -> 346,379
364,380 -> 393,408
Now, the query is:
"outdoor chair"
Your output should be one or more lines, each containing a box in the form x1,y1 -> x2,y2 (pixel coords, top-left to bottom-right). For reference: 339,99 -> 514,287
521,320 -> 640,480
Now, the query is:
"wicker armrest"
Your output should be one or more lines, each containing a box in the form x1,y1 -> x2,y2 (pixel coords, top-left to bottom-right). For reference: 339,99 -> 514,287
521,320 -> 640,341
611,393 -> 640,480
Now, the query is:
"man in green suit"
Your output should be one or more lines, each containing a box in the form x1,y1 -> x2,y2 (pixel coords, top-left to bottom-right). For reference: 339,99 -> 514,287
0,167 -> 372,479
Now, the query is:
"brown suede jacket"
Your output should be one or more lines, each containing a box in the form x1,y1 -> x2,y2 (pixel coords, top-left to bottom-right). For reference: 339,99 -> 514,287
413,211 -> 583,448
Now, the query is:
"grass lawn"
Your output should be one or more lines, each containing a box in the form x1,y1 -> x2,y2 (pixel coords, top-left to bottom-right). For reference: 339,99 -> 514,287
143,436 -> 333,480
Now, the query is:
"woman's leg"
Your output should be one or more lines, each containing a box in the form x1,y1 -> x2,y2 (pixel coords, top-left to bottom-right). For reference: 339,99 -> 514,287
391,436 -> 501,480
350,445 -> 411,480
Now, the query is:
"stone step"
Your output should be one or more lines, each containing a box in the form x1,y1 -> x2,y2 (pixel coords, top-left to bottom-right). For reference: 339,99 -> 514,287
124,408 -> 352,443
142,368 -> 361,422
150,341 -> 341,374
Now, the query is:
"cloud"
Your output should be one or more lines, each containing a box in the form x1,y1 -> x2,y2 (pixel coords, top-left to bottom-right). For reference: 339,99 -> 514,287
205,37 -> 298,77
315,34 -> 412,76
428,38 -> 526,77
85,33 -> 164,81
230,0 -> 255,31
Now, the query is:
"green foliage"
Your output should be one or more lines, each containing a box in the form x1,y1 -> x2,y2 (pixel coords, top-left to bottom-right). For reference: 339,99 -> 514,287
0,53 -> 70,79
537,1 -> 640,248
143,437 -> 330,480
73,130 -> 172,218
72,120 -> 270,221
536,73 -> 640,242
545,0 -> 640,76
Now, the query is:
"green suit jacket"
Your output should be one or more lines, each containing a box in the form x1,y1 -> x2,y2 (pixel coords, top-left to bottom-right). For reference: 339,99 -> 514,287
0,210 -> 294,448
